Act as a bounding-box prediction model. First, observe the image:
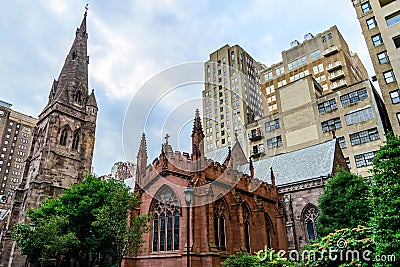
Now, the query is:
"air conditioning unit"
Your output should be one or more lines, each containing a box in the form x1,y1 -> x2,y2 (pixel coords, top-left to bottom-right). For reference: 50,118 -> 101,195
290,40 -> 300,48
304,33 -> 314,40
0,195 -> 7,204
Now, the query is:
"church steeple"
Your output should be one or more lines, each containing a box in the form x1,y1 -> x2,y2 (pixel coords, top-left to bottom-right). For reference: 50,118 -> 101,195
136,133 -> 148,182
191,109 -> 205,161
46,10 -> 89,110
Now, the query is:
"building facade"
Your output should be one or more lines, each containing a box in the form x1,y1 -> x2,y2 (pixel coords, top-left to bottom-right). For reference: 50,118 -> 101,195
0,11 -> 98,266
246,76 -> 391,177
123,111 -> 288,267
351,0 -> 400,135
203,45 -> 265,156
110,161 -> 135,181
0,102 -> 37,199
261,26 -> 369,114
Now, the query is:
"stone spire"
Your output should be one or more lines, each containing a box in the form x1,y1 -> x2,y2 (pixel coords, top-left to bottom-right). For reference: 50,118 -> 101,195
46,10 -> 89,110
270,167 -> 276,186
191,109 -> 205,161
249,157 -> 254,178
136,133 -> 148,182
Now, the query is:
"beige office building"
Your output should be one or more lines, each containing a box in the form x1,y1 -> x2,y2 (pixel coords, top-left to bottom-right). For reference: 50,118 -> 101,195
0,100 -> 37,199
352,0 -> 400,135
261,26 -> 369,114
203,45 -> 265,155
246,76 -> 391,177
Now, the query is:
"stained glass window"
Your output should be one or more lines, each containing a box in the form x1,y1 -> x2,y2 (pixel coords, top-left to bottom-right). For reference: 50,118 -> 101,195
265,214 -> 273,248
152,187 -> 180,252
153,214 -> 158,251
243,204 -> 251,252
303,204 -> 318,241
214,198 -> 227,250
174,212 -> 180,250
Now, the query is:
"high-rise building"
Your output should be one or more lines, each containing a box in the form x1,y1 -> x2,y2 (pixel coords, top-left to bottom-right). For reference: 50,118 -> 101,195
0,101 -> 37,199
351,0 -> 400,134
110,161 -> 135,181
1,10 -> 98,265
246,76 -> 391,177
261,26 -> 369,114
203,45 -> 265,156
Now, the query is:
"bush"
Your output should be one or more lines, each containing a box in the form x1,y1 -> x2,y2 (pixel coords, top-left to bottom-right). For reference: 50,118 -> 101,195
221,250 -> 298,267
301,225 -> 375,267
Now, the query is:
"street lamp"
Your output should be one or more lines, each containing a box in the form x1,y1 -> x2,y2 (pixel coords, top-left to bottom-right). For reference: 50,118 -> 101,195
183,187 -> 194,267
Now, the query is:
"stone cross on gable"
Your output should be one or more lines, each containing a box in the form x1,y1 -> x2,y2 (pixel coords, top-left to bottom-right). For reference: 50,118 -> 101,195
165,133 -> 170,144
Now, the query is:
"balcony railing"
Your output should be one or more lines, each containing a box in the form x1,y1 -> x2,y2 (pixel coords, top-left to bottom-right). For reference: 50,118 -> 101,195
248,133 -> 263,142
330,79 -> 347,90
328,70 -> 345,81
326,61 -> 343,72
323,46 -> 339,56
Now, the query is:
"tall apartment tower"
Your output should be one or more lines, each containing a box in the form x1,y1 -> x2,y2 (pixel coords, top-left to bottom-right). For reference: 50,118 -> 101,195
1,11 -> 98,265
203,45 -> 265,155
351,0 -> 400,134
0,101 -> 37,199
261,26 -> 369,114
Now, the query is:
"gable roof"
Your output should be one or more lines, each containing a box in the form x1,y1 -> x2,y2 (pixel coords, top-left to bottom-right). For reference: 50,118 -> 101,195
237,140 -> 337,186
205,145 -> 231,164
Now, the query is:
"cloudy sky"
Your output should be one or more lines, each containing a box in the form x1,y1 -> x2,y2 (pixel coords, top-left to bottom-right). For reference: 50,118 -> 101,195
0,0 -> 376,175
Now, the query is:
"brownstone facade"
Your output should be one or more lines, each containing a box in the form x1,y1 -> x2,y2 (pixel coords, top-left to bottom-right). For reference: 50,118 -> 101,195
0,11 -> 97,266
123,111 -> 288,267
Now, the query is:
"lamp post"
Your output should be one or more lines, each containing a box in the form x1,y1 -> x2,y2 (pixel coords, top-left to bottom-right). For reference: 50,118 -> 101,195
183,187 -> 194,267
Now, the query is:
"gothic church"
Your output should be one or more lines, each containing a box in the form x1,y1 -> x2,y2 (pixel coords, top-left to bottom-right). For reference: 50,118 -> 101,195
0,11 -> 97,266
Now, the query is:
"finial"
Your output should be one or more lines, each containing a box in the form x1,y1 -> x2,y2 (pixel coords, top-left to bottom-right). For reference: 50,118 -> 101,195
332,129 -> 336,139
195,109 -> 200,118
249,157 -> 254,178
270,166 -> 276,186
84,1 -> 89,16
165,133 -> 170,145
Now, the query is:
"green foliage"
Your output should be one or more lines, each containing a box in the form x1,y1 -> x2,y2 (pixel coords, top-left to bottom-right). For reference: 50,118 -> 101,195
221,250 -> 298,267
222,252 -> 260,267
12,175 -> 151,266
316,169 -> 371,237
369,132 -> 400,266
302,225 -> 375,267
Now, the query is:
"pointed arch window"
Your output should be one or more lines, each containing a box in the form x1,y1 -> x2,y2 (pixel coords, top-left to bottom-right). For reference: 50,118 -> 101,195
59,129 -> 68,146
214,198 -> 227,250
243,203 -> 251,253
72,132 -> 79,150
152,187 -> 180,252
72,51 -> 77,61
303,204 -> 318,241
74,90 -> 82,103
265,213 -> 273,249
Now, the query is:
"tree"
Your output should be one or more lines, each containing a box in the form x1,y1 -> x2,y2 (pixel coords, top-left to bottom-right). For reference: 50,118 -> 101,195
316,169 -> 371,237
12,175 -> 151,267
370,132 -> 400,266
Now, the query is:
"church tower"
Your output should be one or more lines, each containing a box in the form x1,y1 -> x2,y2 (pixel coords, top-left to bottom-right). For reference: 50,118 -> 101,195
1,10 -> 98,265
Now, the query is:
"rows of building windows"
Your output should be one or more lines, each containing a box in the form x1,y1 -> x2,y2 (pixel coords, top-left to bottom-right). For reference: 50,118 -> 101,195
265,119 -> 280,132
390,90 -> 400,104
288,56 -> 307,71
355,151 -> 376,168
321,117 -> 342,133
318,99 -> 337,114
267,136 -> 282,149
349,128 -> 380,146
340,88 -> 368,107
345,107 -> 374,126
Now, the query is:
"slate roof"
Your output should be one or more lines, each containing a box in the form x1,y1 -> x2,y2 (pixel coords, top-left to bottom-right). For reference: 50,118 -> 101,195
237,140 -> 337,186
205,145 -> 230,164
